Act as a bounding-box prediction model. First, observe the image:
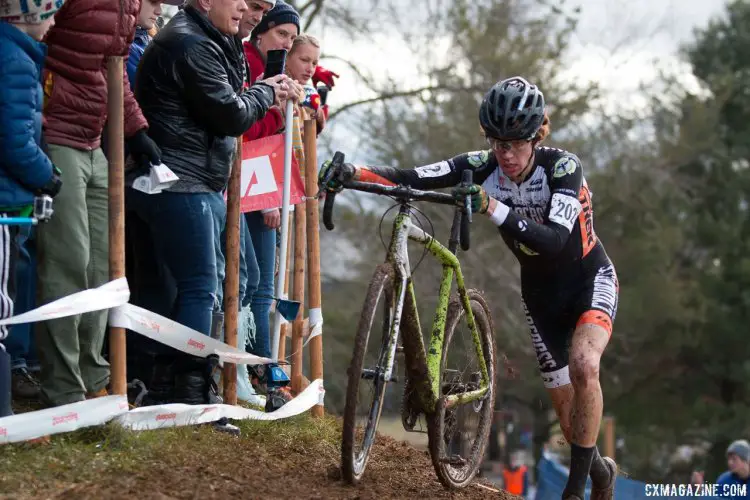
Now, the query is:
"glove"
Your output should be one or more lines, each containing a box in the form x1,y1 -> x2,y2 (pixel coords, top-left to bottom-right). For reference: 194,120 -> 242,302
318,159 -> 355,193
126,129 -> 161,165
38,165 -> 62,198
452,183 -> 489,214
312,66 -> 339,89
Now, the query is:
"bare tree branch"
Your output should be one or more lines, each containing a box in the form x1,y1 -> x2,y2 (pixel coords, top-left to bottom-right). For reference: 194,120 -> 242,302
328,83 -> 486,121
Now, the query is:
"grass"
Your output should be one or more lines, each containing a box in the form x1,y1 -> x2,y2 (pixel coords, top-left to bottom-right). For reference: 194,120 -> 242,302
0,413 -> 341,495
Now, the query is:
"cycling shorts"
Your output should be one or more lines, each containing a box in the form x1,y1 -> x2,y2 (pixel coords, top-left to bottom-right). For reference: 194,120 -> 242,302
520,262 -> 619,389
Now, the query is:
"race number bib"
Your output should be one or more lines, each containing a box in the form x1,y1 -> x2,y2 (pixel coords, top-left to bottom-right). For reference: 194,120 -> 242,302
548,193 -> 582,231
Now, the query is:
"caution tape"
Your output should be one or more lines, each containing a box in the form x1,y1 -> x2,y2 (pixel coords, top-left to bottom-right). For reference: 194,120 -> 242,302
116,379 -> 325,430
0,396 -> 130,444
109,303 -> 275,366
0,279 -> 325,444
0,278 -> 130,327
0,380 -> 325,444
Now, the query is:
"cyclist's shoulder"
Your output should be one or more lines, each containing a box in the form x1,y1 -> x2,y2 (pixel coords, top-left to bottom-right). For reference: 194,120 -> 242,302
535,146 -> 583,179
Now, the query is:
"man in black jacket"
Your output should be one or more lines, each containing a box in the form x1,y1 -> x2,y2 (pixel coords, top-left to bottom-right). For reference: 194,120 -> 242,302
128,0 -> 293,405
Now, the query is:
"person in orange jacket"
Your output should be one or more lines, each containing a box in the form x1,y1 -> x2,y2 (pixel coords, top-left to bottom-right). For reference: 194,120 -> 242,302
503,451 -> 529,497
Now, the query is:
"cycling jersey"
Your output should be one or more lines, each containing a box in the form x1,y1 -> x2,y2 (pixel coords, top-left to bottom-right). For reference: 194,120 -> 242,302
358,147 -> 607,275
356,146 -> 619,388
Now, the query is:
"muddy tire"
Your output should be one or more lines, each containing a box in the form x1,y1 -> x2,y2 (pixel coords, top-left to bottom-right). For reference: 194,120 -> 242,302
427,289 -> 497,489
341,264 -> 396,484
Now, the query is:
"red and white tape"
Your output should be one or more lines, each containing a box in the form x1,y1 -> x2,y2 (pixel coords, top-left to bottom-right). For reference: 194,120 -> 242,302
0,380 -> 324,444
109,303 -> 275,365
0,279 -> 326,444
0,396 -> 130,444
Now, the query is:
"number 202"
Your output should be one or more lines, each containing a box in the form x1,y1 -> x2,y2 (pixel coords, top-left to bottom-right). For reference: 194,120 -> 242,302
555,201 -> 574,221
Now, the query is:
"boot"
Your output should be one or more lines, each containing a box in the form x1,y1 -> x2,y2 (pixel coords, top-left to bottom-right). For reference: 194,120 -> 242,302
144,355 -> 176,405
173,354 -> 223,405
0,347 -> 13,417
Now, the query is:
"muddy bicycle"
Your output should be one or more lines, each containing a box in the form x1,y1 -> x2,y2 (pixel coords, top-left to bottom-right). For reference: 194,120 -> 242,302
320,152 -> 497,490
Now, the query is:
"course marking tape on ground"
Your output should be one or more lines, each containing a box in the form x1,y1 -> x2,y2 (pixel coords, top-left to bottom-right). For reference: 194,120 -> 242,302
0,380 -> 324,444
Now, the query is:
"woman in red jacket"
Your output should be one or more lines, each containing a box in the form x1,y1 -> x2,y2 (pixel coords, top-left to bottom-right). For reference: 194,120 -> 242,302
240,0 -> 300,369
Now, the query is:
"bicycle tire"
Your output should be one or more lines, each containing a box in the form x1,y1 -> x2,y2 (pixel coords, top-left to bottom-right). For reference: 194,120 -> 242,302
427,289 -> 497,489
341,263 -> 396,484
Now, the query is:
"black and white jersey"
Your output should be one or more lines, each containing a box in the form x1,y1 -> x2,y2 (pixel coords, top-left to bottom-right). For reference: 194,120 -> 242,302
362,146 -> 609,276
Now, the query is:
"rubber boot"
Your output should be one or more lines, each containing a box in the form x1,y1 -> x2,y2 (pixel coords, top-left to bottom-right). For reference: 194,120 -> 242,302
0,347 -> 13,417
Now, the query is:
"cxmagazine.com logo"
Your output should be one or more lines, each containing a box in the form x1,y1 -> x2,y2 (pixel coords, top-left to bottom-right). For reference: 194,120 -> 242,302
645,483 -> 748,497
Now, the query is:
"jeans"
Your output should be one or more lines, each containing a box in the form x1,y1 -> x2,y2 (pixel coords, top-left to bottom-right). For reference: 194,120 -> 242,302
220,215 -> 259,312
244,211 -> 276,358
127,189 -> 226,336
5,226 -> 38,371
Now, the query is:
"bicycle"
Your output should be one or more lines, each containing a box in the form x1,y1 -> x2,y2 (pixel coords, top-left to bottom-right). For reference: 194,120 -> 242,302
320,152 -> 498,489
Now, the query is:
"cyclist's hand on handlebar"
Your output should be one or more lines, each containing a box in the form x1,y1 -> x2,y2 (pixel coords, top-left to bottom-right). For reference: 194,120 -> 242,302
452,184 -> 490,214
318,159 -> 356,193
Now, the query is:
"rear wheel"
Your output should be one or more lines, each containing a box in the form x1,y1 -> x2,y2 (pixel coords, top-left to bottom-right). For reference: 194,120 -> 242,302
341,264 -> 396,484
427,289 -> 497,489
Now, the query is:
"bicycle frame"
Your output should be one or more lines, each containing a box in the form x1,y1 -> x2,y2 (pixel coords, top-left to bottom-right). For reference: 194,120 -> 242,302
379,204 -> 491,414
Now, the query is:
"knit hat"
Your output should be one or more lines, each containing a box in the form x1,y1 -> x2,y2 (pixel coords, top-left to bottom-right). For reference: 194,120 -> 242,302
0,0 -> 64,23
251,0 -> 299,40
727,440 -> 750,463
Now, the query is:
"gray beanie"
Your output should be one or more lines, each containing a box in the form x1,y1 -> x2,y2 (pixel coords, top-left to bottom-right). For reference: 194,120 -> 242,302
727,440 -> 750,462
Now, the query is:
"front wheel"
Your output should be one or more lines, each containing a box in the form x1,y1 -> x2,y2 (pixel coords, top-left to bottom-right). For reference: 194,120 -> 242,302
427,289 -> 497,489
341,263 -> 396,484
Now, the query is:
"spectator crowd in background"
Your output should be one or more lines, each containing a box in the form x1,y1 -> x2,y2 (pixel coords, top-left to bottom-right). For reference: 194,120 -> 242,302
0,0 -> 338,420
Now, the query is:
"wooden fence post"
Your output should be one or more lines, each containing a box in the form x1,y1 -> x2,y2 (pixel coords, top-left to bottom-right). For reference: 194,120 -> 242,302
222,140 -> 242,405
106,57 -> 126,396
603,416 -> 616,460
304,119 -> 324,417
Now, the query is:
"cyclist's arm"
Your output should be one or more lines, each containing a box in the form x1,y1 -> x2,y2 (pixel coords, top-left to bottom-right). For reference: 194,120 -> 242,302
488,155 -> 583,255
352,154 -> 469,189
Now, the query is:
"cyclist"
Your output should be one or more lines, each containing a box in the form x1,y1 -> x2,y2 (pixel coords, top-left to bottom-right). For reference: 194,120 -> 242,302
319,76 -> 618,500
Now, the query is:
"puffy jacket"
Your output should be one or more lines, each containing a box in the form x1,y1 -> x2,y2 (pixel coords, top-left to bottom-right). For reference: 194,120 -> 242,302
0,22 -> 54,211
134,6 -> 275,192
42,0 -> 148,151
126,27 -> 151,87
243,42 -> 284,141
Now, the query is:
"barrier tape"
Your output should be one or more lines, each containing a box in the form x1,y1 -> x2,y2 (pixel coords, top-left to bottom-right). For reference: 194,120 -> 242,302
308,307 -> 323,339
0,278 -> 130,327
116,379 -> 325,430
0,396 -> 129,444
0,279 -> 324,444
0,380 -> 324,444
109,303 -> 275,366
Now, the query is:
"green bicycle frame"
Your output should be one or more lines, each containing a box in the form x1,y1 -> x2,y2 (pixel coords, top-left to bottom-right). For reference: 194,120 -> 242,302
379,206 -> 491,414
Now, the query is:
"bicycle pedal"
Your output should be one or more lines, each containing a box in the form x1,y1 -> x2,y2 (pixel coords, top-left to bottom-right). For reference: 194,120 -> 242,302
440,454 -> 468,467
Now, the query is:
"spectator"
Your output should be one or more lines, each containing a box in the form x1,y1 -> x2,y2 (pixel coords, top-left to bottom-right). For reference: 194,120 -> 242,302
502,450 -> 529,498
6,226 -> 41,400
225,0 -> 275,407
127,0 -> 183,86
287,34 -> 327,134
0,0 -> 64,416
130,0 -> 290,405
36,0 -> 161,408
242,0 -> 299,365
121,0 -> 182,390
717,440 -> 750,498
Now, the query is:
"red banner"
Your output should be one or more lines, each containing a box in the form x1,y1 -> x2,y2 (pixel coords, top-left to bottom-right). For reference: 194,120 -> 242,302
240,134 -> 306,213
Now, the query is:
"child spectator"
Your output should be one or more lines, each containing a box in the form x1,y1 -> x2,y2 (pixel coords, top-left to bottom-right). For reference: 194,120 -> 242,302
0,0 -> 64,416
